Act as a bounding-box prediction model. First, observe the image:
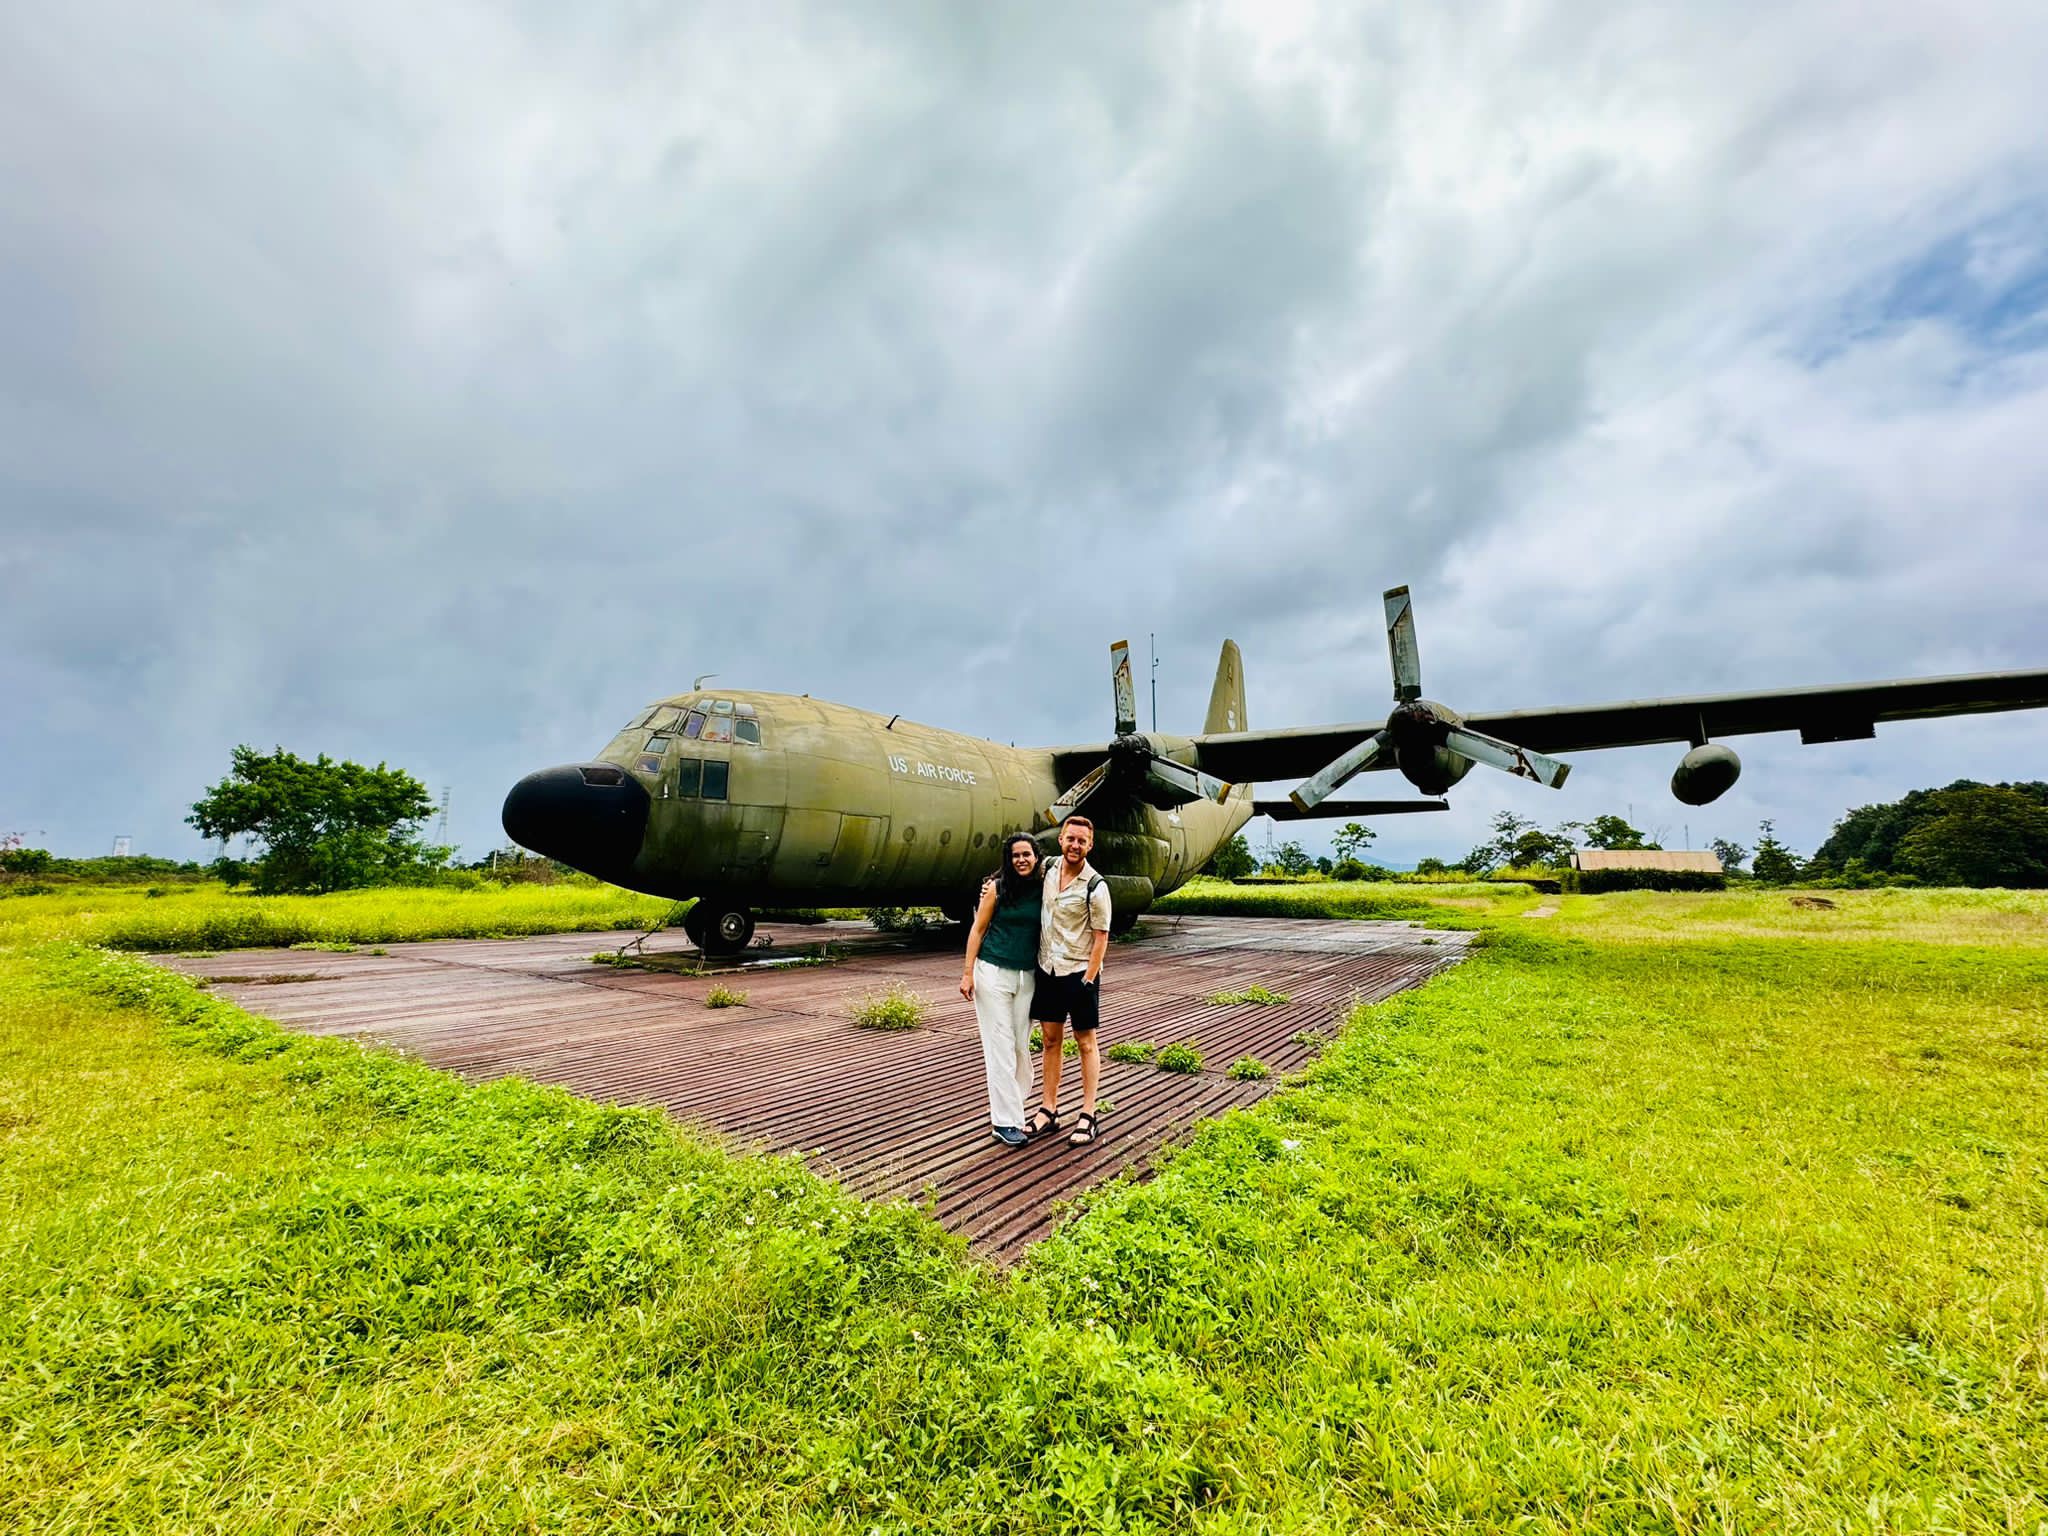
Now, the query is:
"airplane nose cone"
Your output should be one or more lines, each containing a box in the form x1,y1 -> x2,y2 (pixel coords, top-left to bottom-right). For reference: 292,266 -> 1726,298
501,764 -> 650,876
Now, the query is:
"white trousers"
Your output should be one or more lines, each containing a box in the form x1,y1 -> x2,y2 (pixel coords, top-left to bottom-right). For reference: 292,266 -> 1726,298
972,960 -> 1036,1128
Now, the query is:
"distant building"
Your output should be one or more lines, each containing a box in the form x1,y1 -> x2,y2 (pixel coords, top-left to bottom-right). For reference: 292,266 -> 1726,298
1571,848 -> 1723,874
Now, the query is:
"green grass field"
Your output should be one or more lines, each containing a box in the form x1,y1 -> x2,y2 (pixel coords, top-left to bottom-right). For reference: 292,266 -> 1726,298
2,886 -> 2044,1531
0,880 -> 673,951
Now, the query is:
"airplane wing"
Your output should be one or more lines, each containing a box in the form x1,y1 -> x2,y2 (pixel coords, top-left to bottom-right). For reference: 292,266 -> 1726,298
1254,798 -> 1448,822
1189,668 -> 2048,784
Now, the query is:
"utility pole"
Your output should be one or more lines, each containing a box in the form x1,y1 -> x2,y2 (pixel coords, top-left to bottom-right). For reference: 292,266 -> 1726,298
437,787 -> 451,846
1149,633 -> 1158,732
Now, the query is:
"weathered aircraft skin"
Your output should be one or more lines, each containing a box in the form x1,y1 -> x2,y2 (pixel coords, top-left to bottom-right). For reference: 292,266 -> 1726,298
599,691 -> 1251,914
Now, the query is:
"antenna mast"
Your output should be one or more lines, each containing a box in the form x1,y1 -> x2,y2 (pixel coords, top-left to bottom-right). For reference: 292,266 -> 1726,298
437,787 -> 451,845
1149,633 -> 1158,732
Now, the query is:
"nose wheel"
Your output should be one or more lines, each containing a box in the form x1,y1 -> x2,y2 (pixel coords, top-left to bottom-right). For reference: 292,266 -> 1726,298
684,903 -> 756,957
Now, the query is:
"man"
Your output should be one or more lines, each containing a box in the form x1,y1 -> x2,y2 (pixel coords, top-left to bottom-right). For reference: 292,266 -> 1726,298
1026,814 -> 1113,1148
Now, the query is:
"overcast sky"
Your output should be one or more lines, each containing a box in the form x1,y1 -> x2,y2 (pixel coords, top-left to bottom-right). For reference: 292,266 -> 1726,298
5,0 -> 2046,869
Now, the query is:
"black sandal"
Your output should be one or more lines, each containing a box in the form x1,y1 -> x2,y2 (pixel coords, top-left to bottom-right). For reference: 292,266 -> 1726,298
1067,1111 -> 1101,1147
1023,1105 -> 1060,1139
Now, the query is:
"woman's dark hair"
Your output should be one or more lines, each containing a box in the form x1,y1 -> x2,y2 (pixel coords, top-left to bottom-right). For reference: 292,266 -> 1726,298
997,832 -> 1040,901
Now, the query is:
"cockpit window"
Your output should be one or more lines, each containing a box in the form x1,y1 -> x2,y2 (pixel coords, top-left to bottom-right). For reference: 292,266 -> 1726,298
682,710 -> 705,739
701,716 -> 733,744
648,706 -> 682,732
675,758 -> 702,798
702,761 -> 729,800
636,754 -> 663,775
645,734 -> 671,753
710,699 -> 734,715
735,702 -> 756,718
735,718 -> 761,745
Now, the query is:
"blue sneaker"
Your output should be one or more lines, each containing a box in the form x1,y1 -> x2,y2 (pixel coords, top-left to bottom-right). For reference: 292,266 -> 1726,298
990,1125 -> 1028,1148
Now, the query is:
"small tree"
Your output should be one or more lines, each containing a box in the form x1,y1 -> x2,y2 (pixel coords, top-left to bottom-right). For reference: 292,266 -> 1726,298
1270,840 -> 1314,877
1750,820 -> 1801,885
1332,822 -> 1377,864
1207,833 -> 1255,880
1580,814 -> 1657,851
1709,837 -> 1748,874
1465,811 -> 1579,874
188,746 -> 449,894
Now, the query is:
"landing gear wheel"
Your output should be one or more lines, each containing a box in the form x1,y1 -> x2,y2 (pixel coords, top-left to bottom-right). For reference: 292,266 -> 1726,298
698,906 -> 756,957
680,905 -> 709,947
1110,908 -> 1142,937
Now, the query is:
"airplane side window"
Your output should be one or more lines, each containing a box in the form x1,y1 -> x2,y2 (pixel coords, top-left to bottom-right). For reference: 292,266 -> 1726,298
645,735 -> 671,753
682,711 -> 705,739
675,758 -> 701,798
701,716 -> 734,744
735,718 -> 761,745
702,761 -> 729,800
636,754 -> 662,775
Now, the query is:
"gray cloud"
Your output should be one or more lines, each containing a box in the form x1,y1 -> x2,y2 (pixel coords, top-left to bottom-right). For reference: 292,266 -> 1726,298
4,0 -> 2046,867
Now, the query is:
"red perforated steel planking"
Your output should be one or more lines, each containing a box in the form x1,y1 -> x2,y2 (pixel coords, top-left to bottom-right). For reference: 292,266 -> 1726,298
158,917 -> 1469,1256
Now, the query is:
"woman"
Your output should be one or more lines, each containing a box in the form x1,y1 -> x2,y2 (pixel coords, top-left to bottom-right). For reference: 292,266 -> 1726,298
959,833 -> 1044,1147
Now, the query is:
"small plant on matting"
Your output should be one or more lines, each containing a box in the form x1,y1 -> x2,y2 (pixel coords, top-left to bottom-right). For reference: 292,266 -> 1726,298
1227,1056 -> 1271,1081
1156,1041 -> 1204,1074
1107,1040 -> 1157,1064
850,984 -> 929,1031
1207,983 -> 1290,1006
705,984 -> 748,1009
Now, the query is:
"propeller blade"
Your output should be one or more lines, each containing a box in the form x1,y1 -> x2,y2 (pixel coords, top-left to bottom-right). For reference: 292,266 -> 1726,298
1288,728 -> 1394,812
1442,726 -> 1572,788
1111,640 -> 1137,737
1385,586 -> 1422,702
1047,757 -> 1113,821
1144,754 -> 1232,806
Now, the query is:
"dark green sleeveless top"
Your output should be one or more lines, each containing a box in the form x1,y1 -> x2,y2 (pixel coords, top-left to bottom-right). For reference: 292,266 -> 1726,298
979,884 -> 1041,972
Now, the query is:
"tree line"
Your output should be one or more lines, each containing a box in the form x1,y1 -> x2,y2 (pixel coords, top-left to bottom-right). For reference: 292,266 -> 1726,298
11,747 -> 2044,894
1205,780 -> 2048,889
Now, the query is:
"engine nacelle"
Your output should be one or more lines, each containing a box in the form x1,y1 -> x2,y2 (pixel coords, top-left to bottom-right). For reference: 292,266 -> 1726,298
1395,700 -> 1476,795
1671,743 -> 1741,805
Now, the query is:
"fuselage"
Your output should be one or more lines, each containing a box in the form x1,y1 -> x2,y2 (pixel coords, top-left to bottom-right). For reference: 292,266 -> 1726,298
507,688 -> 1254,913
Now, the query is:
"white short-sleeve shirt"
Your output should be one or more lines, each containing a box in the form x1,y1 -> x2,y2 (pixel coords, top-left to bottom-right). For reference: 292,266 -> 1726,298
1038,858 -> 1113,975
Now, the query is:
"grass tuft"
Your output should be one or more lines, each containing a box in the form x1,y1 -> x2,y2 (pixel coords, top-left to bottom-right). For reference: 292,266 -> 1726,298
849,983 -> 928,1030
1207,983 -> 1290,1006
1226,1056 -> 1271,1081
704,984 -> 748,1009
1107,1040 -> 1157,1064
1155,1041 -> 1205,1074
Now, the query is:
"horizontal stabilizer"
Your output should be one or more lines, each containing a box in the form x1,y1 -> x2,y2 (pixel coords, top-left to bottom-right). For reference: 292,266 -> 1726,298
1255,798 -> 1449,822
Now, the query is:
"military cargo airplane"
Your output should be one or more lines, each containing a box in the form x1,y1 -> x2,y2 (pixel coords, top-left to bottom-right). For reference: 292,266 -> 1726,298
503,587 -> 2048,954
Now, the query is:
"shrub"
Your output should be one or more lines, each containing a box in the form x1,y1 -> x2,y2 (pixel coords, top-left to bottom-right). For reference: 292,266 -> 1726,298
1156,1041 -> 1204,1074
867,906 -> 942,933
1566,869 -> 1728,894
1227,1056 -> 1270,1081
1107,1040 -> 1157,1064
1208,983 -> 1289,1006
850,984 -> 928,1030
705,984 -> 748,1009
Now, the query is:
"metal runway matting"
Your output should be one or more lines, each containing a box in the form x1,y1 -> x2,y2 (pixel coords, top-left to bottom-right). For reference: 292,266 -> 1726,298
158,915 -> 1470,1257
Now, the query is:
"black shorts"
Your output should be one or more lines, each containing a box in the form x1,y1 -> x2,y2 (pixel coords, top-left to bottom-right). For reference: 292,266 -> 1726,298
1030,968 -> 1100,1033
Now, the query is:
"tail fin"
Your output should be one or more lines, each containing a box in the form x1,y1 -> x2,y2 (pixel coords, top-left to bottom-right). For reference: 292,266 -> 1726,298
1205,640 -> 1247,735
